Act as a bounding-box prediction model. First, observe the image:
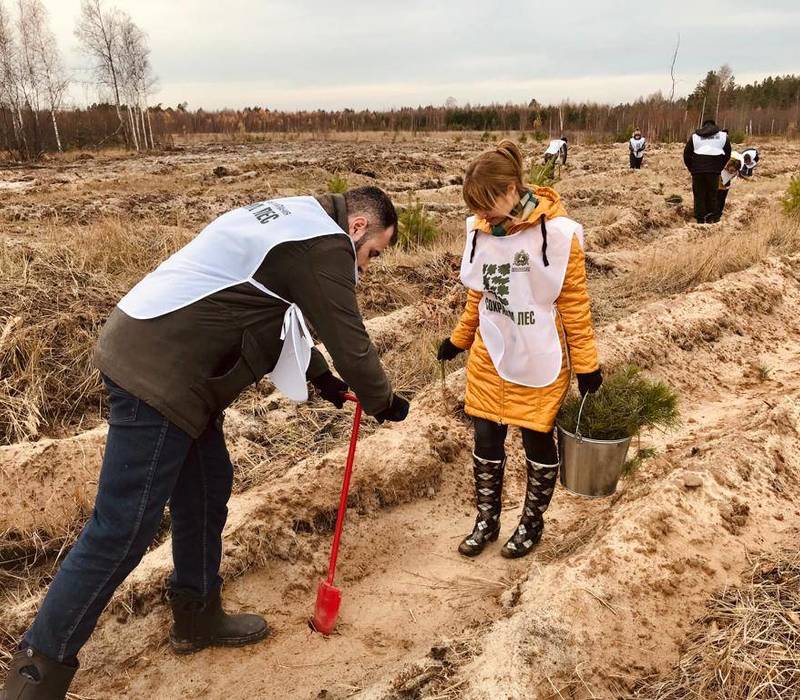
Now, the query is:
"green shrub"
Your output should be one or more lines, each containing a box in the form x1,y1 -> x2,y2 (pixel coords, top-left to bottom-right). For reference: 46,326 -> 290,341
783,176 -> 800,218
480,131 -> 494,142
529,157 -> 559,187
397,198 -> 440,250
327,173 -> 348,193
730,129 -> 746,144
518,132 -> 528,144
558,365 -> 680,441
532,129 -> 547,142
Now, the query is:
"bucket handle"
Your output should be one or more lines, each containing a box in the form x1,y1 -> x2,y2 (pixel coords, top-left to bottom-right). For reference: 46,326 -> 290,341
575,391 -> 590,442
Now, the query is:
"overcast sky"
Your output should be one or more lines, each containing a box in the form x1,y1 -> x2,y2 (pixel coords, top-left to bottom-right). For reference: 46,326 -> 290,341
42,0 -> 800,111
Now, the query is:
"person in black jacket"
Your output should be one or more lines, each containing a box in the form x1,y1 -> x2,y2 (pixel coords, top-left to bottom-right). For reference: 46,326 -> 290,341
683,119 -> 731,223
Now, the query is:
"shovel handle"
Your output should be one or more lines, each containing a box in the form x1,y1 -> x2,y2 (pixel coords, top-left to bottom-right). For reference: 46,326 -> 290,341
326,396 -> 362,585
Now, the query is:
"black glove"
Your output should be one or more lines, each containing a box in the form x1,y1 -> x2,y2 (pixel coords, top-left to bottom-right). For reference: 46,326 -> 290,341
577,368 -> 603,397
310,371 -> 348,409
375,393 -> 410,424
437,338 -> 464,361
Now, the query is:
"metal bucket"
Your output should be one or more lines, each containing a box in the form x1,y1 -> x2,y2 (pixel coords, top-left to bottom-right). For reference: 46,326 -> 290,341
557,394 -> 632,498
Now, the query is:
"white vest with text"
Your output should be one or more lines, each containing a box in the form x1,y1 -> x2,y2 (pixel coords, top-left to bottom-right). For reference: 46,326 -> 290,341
460,216 -> 584,388
118,196 -> 353,402
630,137 -> 646,157
692,131 -> 728,156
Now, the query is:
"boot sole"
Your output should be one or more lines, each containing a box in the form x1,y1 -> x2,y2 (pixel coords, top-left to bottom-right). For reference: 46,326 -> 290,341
170,625 -> 270,655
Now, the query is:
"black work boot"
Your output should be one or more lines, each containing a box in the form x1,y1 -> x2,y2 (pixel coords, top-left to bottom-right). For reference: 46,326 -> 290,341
458,454 -> 505,557
168,586 -> 269,654
0,646 -> 77,700
501,458 -> 559,559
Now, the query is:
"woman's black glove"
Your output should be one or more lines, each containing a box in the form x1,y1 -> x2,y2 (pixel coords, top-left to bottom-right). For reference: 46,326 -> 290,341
577,368 -> 603,397
310,371 -> 348,408
375,393 -> 410,423
437,338 -> 464,361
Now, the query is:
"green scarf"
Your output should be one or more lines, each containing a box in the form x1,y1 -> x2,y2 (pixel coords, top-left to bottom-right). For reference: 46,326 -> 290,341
490,190 -> 539,236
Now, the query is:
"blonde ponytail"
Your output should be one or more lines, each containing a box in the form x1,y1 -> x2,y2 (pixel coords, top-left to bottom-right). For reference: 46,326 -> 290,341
463,139 -> 526,213
494,139 -> 524,181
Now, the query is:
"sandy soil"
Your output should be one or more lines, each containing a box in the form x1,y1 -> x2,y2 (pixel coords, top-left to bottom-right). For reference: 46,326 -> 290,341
1,134 -> 799,699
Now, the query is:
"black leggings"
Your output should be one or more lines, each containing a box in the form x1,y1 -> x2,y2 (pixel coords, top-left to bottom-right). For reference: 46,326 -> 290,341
473,418 -> 558,465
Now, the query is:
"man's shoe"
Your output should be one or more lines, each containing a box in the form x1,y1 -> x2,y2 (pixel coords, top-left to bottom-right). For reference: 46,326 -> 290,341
0,646 -> 77,700
168,587 -> 269,655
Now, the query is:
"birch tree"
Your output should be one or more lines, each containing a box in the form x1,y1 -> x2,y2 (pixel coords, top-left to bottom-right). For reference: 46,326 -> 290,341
118,12 -> 157,149
75,0 -> 128,146
15,0 -> 43,153
16,0 -> 67,152
0,0 -> 27,157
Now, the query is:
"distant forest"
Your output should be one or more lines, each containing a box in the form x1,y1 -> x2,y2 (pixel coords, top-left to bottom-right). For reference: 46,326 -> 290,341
3,64 -> 800,158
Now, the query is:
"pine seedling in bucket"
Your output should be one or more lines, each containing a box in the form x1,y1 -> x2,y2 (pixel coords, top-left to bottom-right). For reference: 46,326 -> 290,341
556,365 -> 680,497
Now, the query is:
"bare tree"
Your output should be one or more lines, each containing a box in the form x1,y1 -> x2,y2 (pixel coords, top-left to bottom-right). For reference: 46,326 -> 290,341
715,63 -> 734,122
15,0 -> 45,153
18,0 -> 68,152
668,33 -> 680,102
75,0 -> 128,146
0,0 -> 28,157
117,12 -> 157,149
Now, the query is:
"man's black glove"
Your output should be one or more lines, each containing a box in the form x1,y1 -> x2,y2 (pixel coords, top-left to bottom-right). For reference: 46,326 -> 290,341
437,338 -> 464,361
310,370 -> 348,409
375,393 -> 410,424
577,368 -> 603,397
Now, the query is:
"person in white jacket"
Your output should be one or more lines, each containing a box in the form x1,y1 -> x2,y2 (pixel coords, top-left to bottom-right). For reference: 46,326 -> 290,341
629,129 -> 646,169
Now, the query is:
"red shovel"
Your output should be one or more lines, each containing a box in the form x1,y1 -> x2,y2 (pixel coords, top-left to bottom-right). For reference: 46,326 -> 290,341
310,393 -> 362,636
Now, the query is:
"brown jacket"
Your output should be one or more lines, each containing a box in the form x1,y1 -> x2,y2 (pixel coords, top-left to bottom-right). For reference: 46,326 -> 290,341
94,196 -> 392,438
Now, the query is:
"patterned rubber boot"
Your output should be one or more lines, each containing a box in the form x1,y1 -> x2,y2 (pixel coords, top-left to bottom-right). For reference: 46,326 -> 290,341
501,458 -> 559,559
458,454 -> 505,557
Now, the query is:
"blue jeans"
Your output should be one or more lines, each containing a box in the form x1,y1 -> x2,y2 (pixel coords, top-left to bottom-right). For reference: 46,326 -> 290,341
24,376 -> 233,663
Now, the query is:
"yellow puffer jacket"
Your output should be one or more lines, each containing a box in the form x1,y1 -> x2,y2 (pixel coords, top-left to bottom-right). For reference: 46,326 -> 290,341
450,186 -> 599,432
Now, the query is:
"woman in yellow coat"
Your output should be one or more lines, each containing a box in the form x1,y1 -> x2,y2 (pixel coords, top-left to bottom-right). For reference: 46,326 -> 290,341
438,140 -> 602,558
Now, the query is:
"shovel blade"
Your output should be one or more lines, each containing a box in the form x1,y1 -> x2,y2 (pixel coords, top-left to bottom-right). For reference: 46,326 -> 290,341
310,579 -> 342,636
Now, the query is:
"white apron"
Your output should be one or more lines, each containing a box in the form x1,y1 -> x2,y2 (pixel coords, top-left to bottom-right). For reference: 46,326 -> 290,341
741,148 -> 759,173
118,196 -> 353,402
692,131 -> 728,156
630,137 -> 646,158
460,216 -> 584,388
545,139 -> 566,155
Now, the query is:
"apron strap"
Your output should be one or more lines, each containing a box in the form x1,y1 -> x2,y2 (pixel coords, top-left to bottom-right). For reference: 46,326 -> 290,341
281,304 -> 314,347
540,215 -> 550,267
469,230 -> 479,263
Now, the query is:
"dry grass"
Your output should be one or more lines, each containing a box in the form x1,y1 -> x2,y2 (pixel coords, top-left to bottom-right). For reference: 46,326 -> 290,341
635,550 -> 800,699
619,210 -> 800,296
0,219 -> 190,443
358,232 -> 463,317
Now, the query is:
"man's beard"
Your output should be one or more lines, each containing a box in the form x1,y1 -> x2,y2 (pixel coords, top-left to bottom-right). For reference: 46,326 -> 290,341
354,231 -> 373,252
